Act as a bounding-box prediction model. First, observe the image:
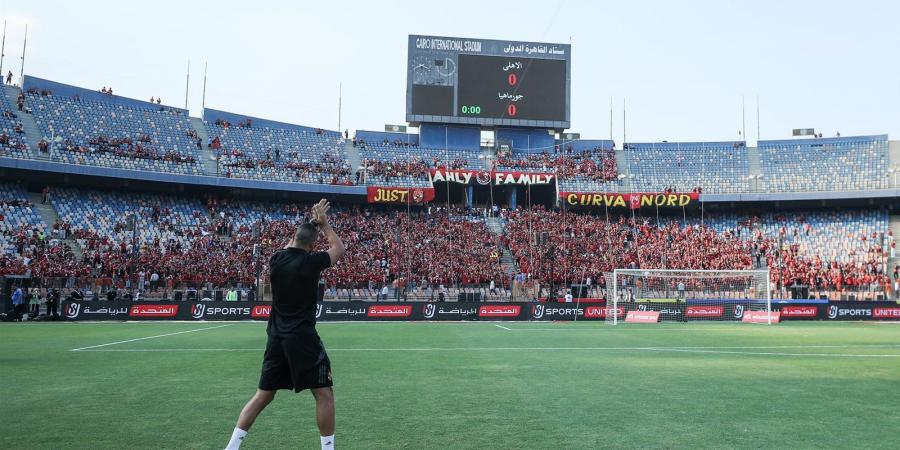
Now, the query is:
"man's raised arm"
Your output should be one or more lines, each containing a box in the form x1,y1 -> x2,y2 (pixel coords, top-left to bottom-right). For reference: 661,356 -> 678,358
313,199 -> 345,266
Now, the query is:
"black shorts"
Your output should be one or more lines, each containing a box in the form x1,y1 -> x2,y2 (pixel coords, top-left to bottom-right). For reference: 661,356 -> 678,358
258,333 -> 332,393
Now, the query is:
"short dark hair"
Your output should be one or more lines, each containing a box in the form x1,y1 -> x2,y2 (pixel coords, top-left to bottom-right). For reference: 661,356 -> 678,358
294,222 -> 319,247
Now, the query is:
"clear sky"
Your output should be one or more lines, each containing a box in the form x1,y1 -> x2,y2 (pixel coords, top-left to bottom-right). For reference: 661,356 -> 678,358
3,0 -> 898,144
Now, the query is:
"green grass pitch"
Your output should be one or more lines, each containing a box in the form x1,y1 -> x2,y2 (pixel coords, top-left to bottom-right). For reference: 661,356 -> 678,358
2,321 -> 899,449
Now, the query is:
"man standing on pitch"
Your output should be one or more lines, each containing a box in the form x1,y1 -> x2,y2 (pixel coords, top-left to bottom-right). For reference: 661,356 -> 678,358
225,199 -> 345,450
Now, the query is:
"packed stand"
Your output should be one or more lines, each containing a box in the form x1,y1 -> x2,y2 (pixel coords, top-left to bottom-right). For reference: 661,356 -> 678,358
497,143 -> 621,191
681,209 -> 891,298
505,206 -> 892,300
354,137 -> 483,187
226,206 -> 504,292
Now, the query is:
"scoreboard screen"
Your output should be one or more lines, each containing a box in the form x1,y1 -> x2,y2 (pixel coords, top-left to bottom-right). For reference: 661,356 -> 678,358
407,35 -> 571,128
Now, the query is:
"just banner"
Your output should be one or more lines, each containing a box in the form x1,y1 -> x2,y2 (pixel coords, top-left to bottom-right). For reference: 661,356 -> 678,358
366,186 -> 436,204
60,300 -> 900,321
560,192 -> 701,209
429,169 -> 555,186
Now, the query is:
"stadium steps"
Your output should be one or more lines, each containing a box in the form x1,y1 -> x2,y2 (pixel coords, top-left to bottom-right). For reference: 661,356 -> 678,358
884,215 -> 900,272
344,139 -> 361,174
747,146 -> 762,178
27,192 -> 84,261
485,217 -> 519,275
3,85 -> 47,159
188,117 -> 218,175
614,149 -> 632,191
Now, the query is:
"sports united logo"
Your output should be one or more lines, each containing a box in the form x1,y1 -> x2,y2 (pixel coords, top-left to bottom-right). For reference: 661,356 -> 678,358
827,305 -> 838,319
315,303 -> 323,319
191,304 -> 206,319
532,304 -> 545,319
423,303 -> 436,319
65,303 -> 81,319
733,304 -> 744,319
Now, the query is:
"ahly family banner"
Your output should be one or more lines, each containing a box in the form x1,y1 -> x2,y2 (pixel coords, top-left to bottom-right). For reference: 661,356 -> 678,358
429,169 -> 555,186
560,192 -> 701,209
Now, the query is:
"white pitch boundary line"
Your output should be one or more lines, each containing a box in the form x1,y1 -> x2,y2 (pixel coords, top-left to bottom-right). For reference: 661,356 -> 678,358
69,324 -> 232,352
494,324 -> 512,331
72,343 -> 900,358
642,348 -> 900,358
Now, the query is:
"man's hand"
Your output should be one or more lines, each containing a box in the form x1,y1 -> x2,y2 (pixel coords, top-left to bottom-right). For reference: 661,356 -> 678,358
311,199 -> 331,227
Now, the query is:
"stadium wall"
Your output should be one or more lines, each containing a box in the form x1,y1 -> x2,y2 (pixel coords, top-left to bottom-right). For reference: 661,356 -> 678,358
497,127 -> 555,152
355,130 -> 419,145
419,123 -> 480,150
559,139 -> 616,151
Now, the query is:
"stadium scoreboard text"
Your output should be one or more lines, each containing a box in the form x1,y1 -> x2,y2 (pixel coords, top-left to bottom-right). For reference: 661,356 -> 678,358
407,35 -> 571,129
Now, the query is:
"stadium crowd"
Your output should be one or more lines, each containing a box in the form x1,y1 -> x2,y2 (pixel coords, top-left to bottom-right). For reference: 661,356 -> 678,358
504,207 -> 892,298
495,146 -> 619,181
0,185 -> 893,301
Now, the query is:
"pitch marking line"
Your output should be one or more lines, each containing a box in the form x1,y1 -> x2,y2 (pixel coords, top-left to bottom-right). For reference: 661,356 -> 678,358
69,324 -> 232,352
494,324 -> 512,331
643,347 -> 900,358
72,343 -> 900,358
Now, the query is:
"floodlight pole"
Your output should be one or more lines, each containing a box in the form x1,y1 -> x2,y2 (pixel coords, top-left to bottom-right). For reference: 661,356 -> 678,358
0,21 -> 7,81
184,60 -> 190,110
19,24 -> 27,85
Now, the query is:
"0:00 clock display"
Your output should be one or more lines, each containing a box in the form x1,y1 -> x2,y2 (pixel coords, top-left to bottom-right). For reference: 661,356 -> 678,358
460,105 -> 482,115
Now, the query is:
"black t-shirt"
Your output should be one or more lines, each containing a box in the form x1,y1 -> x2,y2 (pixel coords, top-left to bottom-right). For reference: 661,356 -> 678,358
267,247 -> 331,336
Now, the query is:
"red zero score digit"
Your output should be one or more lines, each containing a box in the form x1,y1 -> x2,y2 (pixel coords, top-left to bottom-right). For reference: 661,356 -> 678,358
508,73 -> 517,86
507,104 -> 517,117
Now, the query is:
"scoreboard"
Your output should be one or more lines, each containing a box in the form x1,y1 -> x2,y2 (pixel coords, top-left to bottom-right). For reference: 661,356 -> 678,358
406,35 -> 571,129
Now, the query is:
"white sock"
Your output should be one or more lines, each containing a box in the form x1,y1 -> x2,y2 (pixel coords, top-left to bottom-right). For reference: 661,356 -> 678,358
225,427 -> 247,450
320,434 -> 335,450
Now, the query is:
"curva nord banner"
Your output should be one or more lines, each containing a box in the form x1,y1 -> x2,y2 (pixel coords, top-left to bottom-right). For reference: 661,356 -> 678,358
366,186 -> 436,204
429,169 -> 555,186
559,192 -> 700,209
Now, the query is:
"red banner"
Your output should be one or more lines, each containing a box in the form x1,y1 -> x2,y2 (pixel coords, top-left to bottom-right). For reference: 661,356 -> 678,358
429,169 -> 555,186
367,305 -> 413,318
129,304 -> 179,318
781,305 -> 819,318
366,186 -> 435,204
250,305 -> 271,319
478,305 -> 522,317
560,192 -> 700,209
873,307 -> 900,318
685,305 -> 725,318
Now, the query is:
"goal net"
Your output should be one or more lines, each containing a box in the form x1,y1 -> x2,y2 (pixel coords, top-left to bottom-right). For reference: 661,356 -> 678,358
604,269 -> 771,324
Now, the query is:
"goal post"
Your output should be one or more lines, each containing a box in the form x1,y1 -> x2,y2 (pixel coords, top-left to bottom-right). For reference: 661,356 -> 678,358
606,269 -> 771,324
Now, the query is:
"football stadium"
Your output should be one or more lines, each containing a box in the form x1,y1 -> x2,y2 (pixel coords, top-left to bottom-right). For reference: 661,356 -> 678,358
2,2 -> 900,449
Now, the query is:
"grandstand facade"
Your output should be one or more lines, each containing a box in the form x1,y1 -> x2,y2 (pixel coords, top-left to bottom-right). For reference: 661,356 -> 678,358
2,74 -> 900,303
